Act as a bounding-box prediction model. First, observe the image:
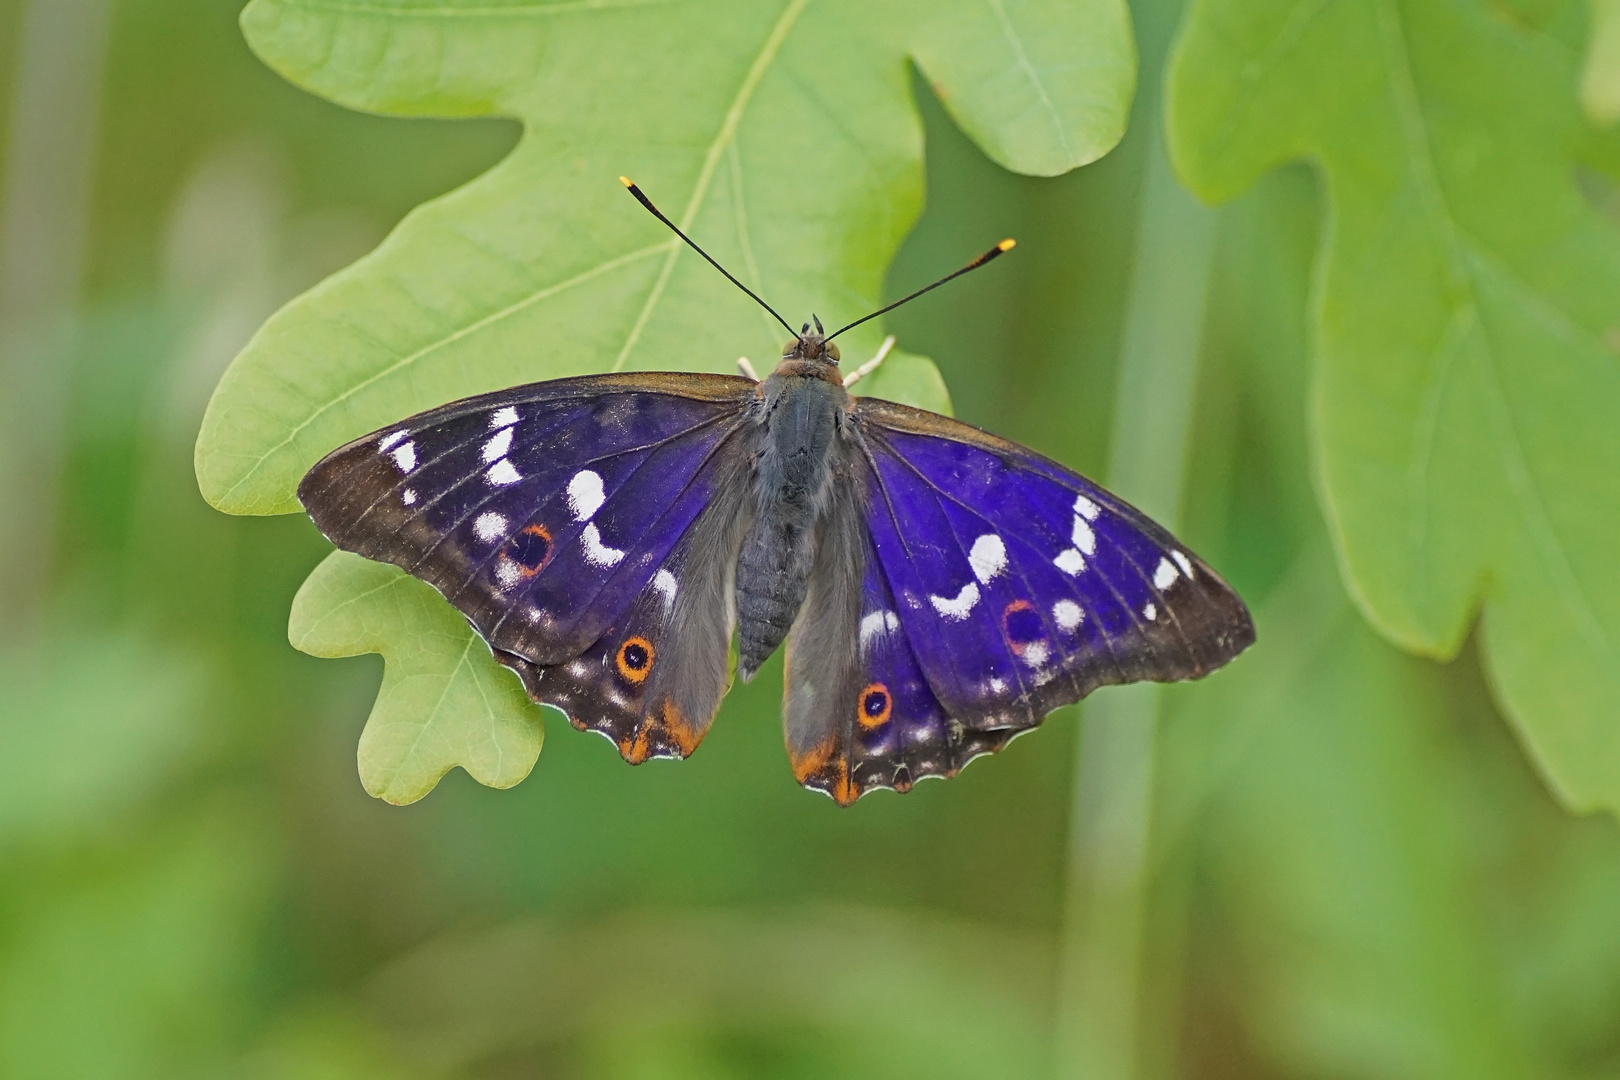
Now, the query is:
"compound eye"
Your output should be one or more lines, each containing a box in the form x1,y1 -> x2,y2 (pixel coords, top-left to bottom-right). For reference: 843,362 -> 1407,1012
825,342 -> 840,363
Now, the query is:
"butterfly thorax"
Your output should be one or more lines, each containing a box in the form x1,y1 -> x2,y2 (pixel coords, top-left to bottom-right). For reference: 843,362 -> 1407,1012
734,349 -> 856,682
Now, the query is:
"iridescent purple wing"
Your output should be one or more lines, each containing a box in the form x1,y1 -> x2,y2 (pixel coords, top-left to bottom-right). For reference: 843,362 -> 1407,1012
782,397 -> 1253,804
297,373 -> 759,761
782,507 -> 1022,806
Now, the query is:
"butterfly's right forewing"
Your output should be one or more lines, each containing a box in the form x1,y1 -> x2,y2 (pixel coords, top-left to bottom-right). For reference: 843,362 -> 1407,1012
779,396 -> 1255,805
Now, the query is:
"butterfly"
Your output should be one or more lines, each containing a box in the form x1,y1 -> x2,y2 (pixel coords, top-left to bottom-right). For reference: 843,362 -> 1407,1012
298,178 -> 1255,805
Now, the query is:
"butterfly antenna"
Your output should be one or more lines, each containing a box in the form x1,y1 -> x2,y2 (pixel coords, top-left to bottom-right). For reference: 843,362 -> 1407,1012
824,239 -> 1016,342
620,177 -> 801,342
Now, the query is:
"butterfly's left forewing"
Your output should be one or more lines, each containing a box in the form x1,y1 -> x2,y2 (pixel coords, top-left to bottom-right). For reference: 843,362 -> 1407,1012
298,372 -> 760,762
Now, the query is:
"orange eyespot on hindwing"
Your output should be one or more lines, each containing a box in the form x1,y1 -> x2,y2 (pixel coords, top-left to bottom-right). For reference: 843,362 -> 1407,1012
615,636 -> 655,684
857,683 -> 892,729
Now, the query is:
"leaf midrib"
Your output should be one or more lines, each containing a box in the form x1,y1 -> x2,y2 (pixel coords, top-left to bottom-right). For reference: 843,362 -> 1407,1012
382,628 -> 480,793
986,0 -> 1075,163
609,0 -> 813,371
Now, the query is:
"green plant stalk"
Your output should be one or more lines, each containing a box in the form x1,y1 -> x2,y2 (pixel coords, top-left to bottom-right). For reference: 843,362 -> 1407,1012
1054,125 -> 1216,1078
0,0 -> 112,636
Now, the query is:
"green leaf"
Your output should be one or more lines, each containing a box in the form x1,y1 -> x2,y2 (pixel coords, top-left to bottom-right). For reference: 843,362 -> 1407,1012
197,0 -> 1133,517
1584,0 -> 1620,123
289,552 -> 544,804
1168,0 -> 1620,813
199,0 -> 1133,800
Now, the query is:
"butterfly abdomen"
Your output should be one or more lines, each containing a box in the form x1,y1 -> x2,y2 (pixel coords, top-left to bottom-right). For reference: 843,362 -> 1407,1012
735,374 -> 850,681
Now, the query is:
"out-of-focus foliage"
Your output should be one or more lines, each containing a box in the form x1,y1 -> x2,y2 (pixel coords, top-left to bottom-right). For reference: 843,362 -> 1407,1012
1586,0 -> 1620,123
1,0 -> 1618,1077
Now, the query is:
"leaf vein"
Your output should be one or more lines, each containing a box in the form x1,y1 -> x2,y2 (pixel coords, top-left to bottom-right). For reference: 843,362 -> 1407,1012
986,0 -> 1075,163
610,0 -> 813,371
217,240 -> 670,506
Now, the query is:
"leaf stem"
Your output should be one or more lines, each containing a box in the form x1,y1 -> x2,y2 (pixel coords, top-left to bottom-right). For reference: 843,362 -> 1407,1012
1054,113 -> 1217,1078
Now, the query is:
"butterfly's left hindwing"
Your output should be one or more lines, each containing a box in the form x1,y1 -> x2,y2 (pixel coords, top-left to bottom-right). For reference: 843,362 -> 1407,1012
298,373 -> 759,761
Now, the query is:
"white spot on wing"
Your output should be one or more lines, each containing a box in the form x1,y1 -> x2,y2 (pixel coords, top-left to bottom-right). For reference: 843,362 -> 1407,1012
859,610 -> 900,649
1020,641 -> 1050,668
473,511 -> 507,542
390,441 -> 417,474
1053,600 -> 1083,631
1054,548 -> 1086,575
1153,557 -> 1179,590
968,534 -> 1008,583
379,430 -> 407,451
1073,494 -> 1101,520
1071,515 -> 1096,556
581,523 -> 624,567
402,488 -> 416,506
929,582 -> 980,620
988,677 -> 1007,694
567,469 -> 606,521
487,458 -> 521,486
1171,550 -> 1194,578
495,560 -> 522,588
489,406 -> 518,429
1143,602 -> 1157,621
653,569 -> 678,607
482,426 -> 513,463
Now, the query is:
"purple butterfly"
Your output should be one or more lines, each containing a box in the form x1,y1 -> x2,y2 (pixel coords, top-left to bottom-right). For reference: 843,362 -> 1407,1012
298,179 -> 1254,805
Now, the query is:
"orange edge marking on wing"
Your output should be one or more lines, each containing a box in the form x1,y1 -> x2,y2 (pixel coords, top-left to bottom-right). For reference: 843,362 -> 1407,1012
617,697 -> 706,764
662,700 -> 702,757
789,736 -> 858,806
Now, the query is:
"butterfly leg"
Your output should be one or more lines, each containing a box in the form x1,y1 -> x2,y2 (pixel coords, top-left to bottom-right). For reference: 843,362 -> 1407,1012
737,356 -> 761,381
840,335 -> 896,389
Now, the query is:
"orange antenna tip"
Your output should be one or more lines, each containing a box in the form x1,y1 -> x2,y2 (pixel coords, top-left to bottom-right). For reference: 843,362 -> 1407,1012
998,238 -> 1016,251
619,175 -> 634,187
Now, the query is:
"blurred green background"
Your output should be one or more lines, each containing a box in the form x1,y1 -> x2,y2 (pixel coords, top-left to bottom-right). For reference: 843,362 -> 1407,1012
3,0 -> 1619,1077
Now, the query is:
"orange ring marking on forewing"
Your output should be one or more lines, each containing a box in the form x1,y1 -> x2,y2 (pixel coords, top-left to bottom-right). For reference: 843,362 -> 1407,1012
501,522 -> 553,579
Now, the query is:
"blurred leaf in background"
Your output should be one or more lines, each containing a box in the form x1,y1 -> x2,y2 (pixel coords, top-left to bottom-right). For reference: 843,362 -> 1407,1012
1169,0 -> 1620,815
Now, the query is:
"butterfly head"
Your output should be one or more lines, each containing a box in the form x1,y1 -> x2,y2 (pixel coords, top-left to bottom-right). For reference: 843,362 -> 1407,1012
781,314 -> 840,367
